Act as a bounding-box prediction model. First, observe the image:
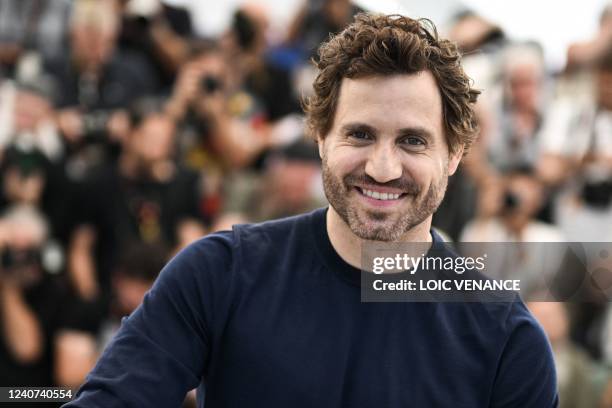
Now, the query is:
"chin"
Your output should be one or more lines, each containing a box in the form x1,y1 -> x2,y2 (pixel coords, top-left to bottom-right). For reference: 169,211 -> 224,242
346,207 -> 408,241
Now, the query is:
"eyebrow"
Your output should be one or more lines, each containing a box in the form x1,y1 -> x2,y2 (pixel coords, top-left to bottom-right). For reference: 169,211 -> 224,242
341,122 -> 434,141
341,122 -> 377,135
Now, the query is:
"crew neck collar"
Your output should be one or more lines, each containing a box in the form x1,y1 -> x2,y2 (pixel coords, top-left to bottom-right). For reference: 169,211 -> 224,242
309,207 -> 447,287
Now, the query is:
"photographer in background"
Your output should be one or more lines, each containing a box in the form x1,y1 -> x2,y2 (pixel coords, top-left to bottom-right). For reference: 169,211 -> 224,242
0,205 -> 68,388
460,169 -> 563,242
223,5 -> 302,126
0,76 -> 72,241
65,99 -> 207,335
165,43 -> 250,173
45,0 -> 158,177
167,6 -> 301,171
538,45 -> 612,242
487,43 -> 549,173
117,0 -> 193,90
460,170 -> 565,303
286,0 -> 363,58
0,74 -> 64,164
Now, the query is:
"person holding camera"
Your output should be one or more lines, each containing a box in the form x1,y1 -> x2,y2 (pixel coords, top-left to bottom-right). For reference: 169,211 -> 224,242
117,0 -> 193,90
0,205 -> 68,389
537,46 -> 612,242
166,5 -> 302,172
460,169 -> 563,243
460,170 -> 565,303
44,0 -> 158,177
65,99 -> 207,330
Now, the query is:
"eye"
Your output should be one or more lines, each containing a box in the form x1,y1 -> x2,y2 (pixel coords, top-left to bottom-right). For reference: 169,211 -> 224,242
400,136 -> 426,148
348,130 -> 373,141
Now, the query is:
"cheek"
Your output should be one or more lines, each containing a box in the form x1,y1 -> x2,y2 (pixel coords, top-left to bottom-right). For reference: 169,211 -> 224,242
403,155 -> 444,185
325,146 -> 368,175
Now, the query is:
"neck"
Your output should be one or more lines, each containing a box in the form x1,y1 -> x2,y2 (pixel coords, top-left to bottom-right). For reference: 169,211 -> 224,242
326,206 -> 432,270
119,152 -> 139,178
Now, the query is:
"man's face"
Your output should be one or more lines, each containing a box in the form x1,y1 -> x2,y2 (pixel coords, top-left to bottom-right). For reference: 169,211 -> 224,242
131,114 -> 175,164
14,91 -> 51,131
318,73 -> 462,241
507,64 -> 540,111
71,25 -> 117,72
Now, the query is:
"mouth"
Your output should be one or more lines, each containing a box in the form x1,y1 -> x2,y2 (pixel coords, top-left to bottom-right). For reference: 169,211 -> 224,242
353,186 -> 409,206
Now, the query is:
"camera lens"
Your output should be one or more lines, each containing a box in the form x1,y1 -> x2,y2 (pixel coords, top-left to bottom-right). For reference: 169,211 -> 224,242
201,76 -> 221,94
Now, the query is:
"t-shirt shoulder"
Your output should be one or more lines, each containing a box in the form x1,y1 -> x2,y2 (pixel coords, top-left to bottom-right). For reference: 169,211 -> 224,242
232,211 -> 312,240
230,211 -> 314,262
166,210 -> 313,288
165,230 -> 236,284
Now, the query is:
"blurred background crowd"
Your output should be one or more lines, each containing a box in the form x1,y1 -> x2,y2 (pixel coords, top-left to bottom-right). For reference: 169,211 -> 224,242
0,0 -> 611,406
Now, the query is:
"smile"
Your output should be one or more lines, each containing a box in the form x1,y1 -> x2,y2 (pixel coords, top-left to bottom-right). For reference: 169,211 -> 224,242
355,187 -> 406,201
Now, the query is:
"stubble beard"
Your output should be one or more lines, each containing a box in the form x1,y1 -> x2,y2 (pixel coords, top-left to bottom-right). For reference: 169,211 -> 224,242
321,155 -> 449,242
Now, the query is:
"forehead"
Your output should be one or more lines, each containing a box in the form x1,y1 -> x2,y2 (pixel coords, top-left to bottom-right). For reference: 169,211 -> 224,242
332,72 -> 443,137
141,115 -> 173,130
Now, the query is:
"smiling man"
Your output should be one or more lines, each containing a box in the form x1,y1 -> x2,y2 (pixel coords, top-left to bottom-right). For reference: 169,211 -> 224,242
64,14 -> 558,408
320,73 -> 455,246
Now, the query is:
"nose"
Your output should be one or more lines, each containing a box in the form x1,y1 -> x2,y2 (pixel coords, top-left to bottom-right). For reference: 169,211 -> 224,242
365,143 -> 403,183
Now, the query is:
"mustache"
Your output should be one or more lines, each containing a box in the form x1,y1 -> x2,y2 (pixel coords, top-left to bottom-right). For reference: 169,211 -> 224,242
343,172 -> 421,195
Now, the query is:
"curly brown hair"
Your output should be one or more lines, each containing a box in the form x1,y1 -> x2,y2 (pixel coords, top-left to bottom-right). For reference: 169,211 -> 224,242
303,13 -> 480,156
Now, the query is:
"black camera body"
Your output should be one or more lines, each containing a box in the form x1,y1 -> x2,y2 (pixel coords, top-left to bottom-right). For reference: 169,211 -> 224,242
81,110 -> 111,137
232,10 -> 257,51
201,75 -> 222,94
580,180 -> 612,208
2,147 -> 47,177
502,191 -> 521,212
1,247 -> 42,272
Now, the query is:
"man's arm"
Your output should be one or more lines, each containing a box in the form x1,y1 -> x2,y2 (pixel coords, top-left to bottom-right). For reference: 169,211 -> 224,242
63,232 -> 234,407
67,225 -> 99,301
0,279 -> 44,364
491,301 -> 559,407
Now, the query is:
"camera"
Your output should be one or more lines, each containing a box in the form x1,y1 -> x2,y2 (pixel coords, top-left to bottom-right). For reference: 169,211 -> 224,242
201,75 -> 222,94
82,110 -> 111,136
580,180 -> 612,208
502,190 -> 520,212
2,147 -> 47,177
232,10 -> 257,51
1,247 -> 42,272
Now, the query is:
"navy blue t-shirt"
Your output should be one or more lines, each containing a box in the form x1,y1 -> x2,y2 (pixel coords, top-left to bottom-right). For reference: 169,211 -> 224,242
64,208 -> 558,407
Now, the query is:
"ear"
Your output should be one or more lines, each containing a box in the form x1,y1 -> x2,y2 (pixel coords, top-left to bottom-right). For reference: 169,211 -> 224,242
447,145 -> 464,176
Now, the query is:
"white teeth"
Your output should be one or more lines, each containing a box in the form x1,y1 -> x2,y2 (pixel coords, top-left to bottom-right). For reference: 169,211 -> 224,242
361,188 -> 401,200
